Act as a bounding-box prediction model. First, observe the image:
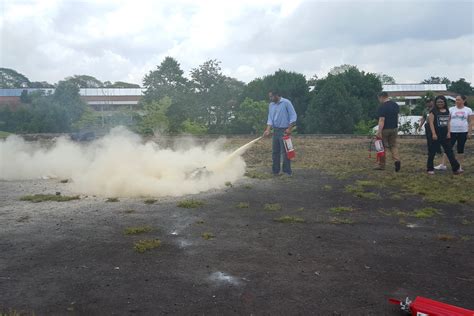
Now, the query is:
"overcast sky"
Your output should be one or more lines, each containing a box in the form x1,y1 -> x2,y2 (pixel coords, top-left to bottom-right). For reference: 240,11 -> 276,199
1,0 -> 473,85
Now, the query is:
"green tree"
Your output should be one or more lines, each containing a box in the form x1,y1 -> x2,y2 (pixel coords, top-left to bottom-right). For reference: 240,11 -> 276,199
190,59 -> 245,133
377,73 -> 396,84
180,119 -> 208,135
230,98 -> 268,134
142,57 -> 191,132
305,77 -> 362,134
137,97 -> 171,135
72,106 -> 101,131
29,81 -> 55,88
315,66 -> 382,121
0,68 -> 30,88
421,76 -> 451,85
64,75 -> 103,88
105,81 -> 141,88
449,78 -> 473,95
53,80 -> 86,126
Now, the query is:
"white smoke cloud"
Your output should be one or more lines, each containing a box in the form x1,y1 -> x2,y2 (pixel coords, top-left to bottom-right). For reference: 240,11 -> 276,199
0,127 -> 247,197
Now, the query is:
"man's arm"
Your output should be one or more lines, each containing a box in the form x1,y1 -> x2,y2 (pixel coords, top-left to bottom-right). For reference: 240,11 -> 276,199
468,110 -> 473,139
264,105 -> 273,137
285,100 -> 298,135
377,117 -> 385,138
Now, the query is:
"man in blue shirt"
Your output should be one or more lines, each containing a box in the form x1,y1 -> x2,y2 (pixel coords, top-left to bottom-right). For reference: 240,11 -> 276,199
263,89 -> 297,176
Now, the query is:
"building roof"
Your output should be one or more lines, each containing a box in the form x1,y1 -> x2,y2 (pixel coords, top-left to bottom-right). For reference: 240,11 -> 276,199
0,88 -> 145,97
382,84 -> 447,92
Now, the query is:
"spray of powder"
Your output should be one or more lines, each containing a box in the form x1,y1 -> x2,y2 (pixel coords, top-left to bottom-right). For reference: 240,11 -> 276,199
0,127 -> 260,197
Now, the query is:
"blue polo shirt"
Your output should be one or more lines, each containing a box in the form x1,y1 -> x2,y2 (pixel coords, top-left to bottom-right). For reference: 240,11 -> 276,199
267,97 -> 297,128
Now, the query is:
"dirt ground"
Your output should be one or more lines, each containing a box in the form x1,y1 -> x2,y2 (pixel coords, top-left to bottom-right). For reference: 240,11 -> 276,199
1,136 -> 473,315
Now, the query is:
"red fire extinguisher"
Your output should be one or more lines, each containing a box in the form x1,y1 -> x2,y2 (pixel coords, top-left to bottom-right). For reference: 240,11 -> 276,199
389,296 -> 474,315
282,135 -> 296,160
369,136 -> 385,162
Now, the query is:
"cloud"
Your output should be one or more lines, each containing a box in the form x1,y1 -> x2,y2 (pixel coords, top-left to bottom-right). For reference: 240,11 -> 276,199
0,0 -> 472,85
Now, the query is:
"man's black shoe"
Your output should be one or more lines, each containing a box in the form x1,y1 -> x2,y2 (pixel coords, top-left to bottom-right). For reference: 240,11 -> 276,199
395,161 -> 401,172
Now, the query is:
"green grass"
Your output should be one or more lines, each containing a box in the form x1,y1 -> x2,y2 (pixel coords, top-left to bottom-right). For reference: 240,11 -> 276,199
225,181 -> 233,187
461,219 -> 473,225
243,184 -> 253,189
413,207 -> 440,219
106,197 -> 119,202
296,207 -> 305,212
144,199 -> 157,204
201,232 -> 215,240
264,203 -> 282,212
20,194 -> 80,203
134,239 -> 161,253
236,202 -> 249,208
177,199 -> 205,208
329,217 -> 355,225
460,236 -> 471,241
124,209 -> 136,214
195,220 -> 205,224
124,226 -> 152,235
329,206 -> 353,214
0,131 -> 11,138
323,185 -> 332,191
273,216 -> 305,223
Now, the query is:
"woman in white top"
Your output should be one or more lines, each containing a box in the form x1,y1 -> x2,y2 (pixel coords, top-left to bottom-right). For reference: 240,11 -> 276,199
435,95 -> 473,171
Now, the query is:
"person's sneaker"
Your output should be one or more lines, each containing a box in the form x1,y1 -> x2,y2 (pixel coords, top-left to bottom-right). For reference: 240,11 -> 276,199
395,161 -> 401,172
434,164 -> 447,171
427,171 -> 435,175
459,166 -> 464,172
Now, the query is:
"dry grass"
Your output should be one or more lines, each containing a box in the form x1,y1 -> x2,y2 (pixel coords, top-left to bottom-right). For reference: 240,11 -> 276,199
231,136 -> 474,205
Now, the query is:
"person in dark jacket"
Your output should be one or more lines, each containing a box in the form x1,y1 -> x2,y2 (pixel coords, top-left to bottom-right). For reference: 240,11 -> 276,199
427,95 -> 462,175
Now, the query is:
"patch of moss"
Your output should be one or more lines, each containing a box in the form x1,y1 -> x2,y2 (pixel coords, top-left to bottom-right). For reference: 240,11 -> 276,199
144,199 -> 157,204
413,207 -> 440,219
177,199 -> 205,208
264,203 -> 281,212
106,197 -> 119,202
124,226 -> 152,235
236,202 -> 249,208
134,239 -> 161,253
273,216 -> 305,223
20,194 -> 80,203
323,185 -> 332,191
201,232 -> 215,240
329,217 -> 354,225
329,206 -> 353,214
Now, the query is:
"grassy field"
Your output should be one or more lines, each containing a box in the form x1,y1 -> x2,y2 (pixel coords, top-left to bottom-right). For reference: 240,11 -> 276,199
228,136 -> 474,205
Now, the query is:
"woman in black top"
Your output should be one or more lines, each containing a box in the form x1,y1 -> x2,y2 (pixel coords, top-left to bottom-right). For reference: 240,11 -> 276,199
427,95 -> 461,174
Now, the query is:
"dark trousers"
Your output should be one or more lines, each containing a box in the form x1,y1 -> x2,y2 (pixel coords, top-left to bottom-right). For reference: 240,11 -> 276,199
427,137 -> 460,172
272,128 -> 291,175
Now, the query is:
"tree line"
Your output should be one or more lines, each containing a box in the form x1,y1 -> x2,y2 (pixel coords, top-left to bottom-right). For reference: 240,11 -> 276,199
0,61 -> 472,135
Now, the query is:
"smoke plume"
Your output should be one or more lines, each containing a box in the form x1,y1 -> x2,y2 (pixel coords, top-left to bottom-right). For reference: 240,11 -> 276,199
0,128 -> 247,197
